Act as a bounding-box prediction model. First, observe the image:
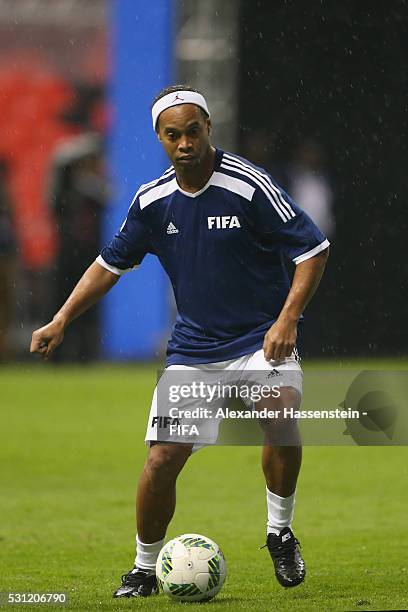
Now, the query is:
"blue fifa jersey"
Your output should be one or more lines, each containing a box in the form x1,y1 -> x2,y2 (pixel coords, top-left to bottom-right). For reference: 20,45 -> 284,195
98,149 -> 329,365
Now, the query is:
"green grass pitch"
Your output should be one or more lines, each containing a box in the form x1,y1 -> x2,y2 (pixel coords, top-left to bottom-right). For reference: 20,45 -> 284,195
1,361 -> 407,611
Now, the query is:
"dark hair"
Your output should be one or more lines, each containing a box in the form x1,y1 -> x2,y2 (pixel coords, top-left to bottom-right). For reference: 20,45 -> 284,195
152,84 -> 209,131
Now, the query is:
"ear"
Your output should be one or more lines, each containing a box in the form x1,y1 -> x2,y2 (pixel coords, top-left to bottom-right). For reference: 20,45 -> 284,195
207,119 -> 212,135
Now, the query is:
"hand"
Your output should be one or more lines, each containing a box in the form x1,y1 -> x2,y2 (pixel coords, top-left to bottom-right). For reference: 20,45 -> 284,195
263,318 -> 297,362
30,319 -> 65,360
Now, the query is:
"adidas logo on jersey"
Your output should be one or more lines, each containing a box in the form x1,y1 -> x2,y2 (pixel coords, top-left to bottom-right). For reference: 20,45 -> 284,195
207,215 -> 241,230
166,222 -> 179,234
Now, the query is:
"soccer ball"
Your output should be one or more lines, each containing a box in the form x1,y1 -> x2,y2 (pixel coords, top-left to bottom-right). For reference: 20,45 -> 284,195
156,533 -> 227,602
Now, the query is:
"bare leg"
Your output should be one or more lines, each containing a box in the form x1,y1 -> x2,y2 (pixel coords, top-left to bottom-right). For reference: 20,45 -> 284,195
262,445 -> 302,496
136,442 -> 193,543
260,387 -> 302,496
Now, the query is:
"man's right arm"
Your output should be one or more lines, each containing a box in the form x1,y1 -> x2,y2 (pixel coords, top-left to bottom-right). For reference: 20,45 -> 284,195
30,261 -> 119,359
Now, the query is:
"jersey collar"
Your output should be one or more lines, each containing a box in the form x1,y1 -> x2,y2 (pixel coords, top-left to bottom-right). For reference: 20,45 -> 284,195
175,148 -> 224,199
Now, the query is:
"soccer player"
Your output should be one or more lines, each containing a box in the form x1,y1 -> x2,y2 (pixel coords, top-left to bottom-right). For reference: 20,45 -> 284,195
30,85 -> 329,597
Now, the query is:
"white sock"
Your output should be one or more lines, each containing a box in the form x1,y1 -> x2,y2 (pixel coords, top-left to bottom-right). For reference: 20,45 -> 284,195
266,487 -> 296,535
134,535 -> 164,572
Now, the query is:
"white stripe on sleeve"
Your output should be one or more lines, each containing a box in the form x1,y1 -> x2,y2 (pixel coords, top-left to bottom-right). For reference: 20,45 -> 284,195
223,153 -> 296,218
95,254 -> 138,276
292,239 -> 330,265
220,162 -> 289,222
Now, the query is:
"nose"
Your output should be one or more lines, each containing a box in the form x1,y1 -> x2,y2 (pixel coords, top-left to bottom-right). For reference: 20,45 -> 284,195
178,136 -> 193,152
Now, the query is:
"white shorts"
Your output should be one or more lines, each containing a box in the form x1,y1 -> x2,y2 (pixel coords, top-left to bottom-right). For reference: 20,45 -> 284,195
145,348 -> 303,450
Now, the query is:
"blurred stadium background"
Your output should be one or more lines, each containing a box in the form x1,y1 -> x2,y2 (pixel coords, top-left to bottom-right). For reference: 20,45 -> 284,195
0,0 -> 406,364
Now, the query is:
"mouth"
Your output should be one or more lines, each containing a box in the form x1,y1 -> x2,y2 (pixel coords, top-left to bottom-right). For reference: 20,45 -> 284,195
177,154 -> 195,162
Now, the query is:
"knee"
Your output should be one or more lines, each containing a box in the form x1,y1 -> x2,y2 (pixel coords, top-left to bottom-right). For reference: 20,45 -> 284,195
145,444 -> 192,479
260,418 -> 301,446
258,386 -> 302,445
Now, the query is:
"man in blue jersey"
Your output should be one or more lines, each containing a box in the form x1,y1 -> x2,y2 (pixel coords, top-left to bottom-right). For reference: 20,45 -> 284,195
31,85 -> 329,598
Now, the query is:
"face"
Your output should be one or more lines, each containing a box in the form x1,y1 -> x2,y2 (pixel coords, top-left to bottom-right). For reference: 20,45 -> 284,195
156,104 -> 211,169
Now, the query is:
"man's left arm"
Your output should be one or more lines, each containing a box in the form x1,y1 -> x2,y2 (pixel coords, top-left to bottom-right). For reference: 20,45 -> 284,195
263,247 -> 329,361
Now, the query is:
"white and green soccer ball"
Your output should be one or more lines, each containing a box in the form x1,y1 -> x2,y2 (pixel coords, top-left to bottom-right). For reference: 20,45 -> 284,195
156,533 -> 227,602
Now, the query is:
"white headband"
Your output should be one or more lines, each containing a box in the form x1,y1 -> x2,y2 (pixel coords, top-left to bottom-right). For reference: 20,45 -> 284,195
152,90 -> 210,130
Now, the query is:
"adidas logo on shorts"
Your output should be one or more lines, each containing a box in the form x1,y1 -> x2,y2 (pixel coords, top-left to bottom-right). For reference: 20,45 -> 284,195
166,222 -> 179,234
266,369 -> 281,378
